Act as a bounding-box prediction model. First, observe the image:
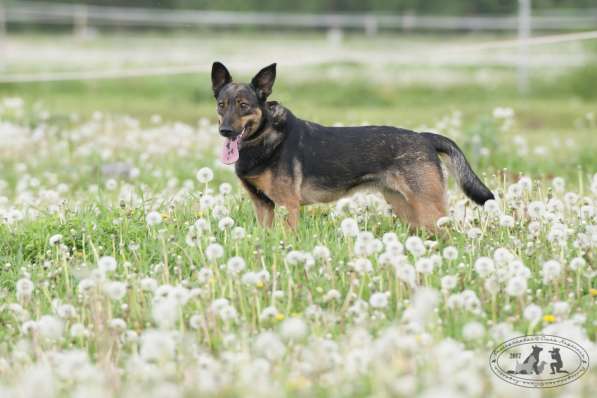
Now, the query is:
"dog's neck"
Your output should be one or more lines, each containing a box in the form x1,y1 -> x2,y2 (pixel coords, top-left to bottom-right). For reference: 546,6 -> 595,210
235,101 -> 293,177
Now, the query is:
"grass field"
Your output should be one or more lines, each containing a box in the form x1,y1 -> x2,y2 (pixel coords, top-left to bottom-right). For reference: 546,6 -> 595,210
0,32 -> 596,397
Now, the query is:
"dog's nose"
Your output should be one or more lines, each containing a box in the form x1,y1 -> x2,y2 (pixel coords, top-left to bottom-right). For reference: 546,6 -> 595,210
219,127 -> 235,138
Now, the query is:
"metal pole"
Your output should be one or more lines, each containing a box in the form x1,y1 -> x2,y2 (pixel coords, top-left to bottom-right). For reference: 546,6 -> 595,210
518,0 -> 531,94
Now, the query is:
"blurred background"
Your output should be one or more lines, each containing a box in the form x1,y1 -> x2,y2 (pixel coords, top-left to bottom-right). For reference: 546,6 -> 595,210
0,1 -> 596,176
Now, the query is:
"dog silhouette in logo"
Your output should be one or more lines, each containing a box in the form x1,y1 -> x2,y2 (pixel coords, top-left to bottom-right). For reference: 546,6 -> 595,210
508,345 -> 547,375
549,347 -> 569,375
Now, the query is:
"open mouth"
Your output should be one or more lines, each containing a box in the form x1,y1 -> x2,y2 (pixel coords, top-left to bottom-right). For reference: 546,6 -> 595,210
220,126 -> 246,165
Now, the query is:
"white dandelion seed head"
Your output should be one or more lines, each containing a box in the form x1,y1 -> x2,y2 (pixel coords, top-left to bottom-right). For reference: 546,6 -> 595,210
70,323 -> 88,338
415,257 -> 434,274
369,292 -> 389,309
140,330 -> 176,362
16,278 -> 34,301
505,276 -> 527,297
226,256 -> 246,275
523,304 -> 543,323
312,245 -> 331,261
279,317 -> 308,341
152,298 -> 179,330
49,234 -> 63,246
254,331 -> 286,361
97,256 -> 117,273
219,182 -> 232,195
218,216 -> 235,231
37,315 -> 64,342
527,201 -> 545,219
552,301 -> 571,318
442,246 -> 458,261
323,289 -> 342,302
351,258 -> 373,275
340,217 -> 359,237
405,236 -> 425,257
499,214 -> 515,228
146,211 -> 162,226
395,264 -> 416,288
196,167 -> 214,184
140,277 -> 158,292
542,260 -> 562,283
474,257 -> 495,278
483,199 -> 500,215
569,257 -> 586,271
205,243 -> 224,261
103,281 -> 127,300
462,321 -> 485,341
231,226 -> 246,240
441,275 -> 458,291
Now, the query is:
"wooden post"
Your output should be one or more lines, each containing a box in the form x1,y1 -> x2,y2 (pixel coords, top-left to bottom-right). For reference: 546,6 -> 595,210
518,0 -> 531,94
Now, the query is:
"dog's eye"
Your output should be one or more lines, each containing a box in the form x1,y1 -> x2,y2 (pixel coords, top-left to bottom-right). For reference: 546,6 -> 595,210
217,102 -> 224,109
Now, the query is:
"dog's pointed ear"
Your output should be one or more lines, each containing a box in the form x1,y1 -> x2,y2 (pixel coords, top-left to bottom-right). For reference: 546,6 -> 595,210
211,62 -> 232,98
251,63 -> 276,100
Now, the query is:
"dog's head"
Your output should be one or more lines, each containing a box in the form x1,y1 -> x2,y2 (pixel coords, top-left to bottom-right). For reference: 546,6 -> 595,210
211,62 -> 276,140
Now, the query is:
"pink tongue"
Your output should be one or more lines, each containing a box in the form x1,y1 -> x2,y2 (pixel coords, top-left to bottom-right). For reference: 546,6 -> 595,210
220,135 -> 240,164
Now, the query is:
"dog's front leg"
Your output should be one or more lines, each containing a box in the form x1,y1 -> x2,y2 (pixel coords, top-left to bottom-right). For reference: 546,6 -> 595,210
285,204 -> 299,230
253,199 -> 275,228
241,180 -> 274,228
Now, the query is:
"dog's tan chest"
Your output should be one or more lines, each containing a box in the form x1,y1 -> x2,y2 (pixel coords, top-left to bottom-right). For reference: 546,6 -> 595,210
244,169 -> 274,198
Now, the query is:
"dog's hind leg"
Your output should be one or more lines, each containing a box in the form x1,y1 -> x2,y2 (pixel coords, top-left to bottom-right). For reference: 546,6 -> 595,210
383,164 -> 447,233
382,189 -> 418,229
408,167 -> 448,233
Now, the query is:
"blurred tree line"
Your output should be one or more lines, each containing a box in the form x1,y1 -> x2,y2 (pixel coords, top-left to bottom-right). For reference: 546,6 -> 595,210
14,0 -> 597,14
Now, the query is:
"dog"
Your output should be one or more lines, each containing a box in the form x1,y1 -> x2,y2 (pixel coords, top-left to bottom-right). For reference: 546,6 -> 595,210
211,62 -> 494,232
508,345 -> 546,375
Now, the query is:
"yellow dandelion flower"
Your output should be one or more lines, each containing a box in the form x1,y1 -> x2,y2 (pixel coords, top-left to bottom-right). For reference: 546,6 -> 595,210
256,280 -> 264,289
275,313 -> 285,321
590,288 -> 597,297
543,314 -> 556,323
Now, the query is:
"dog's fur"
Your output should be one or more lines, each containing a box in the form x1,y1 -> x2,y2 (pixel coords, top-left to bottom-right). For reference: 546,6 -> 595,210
212,62 -> 494,232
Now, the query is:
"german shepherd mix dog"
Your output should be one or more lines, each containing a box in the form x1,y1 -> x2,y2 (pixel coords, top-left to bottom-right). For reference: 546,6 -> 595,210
212,62 -> 494,232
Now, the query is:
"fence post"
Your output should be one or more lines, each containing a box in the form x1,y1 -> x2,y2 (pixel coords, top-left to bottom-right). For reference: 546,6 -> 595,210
74,4 -> 89,38
364,15 -> 378,36
327,27 -> 343,47
0,3 -> 5,71
518,0 -> 531,94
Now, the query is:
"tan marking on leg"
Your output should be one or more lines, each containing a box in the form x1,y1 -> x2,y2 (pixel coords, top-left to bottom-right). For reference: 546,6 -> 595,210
247,167 -> 302,230
245,169 -> 273,198
409,164 -> 448,233
272,166 -> 302,230
382,189 -> 418,227
240,179 -> 274,228
382,163 -> 447,233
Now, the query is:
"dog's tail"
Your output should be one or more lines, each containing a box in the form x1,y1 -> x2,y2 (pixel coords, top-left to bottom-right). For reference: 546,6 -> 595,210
421,132 -> 494,205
